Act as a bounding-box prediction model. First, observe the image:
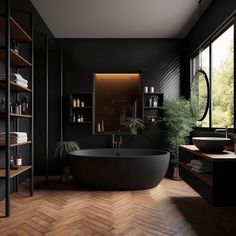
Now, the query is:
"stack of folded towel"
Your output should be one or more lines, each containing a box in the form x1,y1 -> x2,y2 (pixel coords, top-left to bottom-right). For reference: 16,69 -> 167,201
0,73 -> 28,88
190,159 -> 213,173
0,132 -> 28,145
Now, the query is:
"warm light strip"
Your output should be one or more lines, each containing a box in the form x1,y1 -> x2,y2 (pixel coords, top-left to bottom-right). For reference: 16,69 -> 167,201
95,73 -> 140,80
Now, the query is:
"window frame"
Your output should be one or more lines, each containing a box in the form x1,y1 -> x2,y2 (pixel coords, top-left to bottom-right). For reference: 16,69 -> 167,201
190,19 -> 235,129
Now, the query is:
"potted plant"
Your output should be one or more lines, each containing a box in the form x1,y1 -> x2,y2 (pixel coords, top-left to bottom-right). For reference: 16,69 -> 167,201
123,118 -> 145,135
163,97 -> 196,180
55,141 -> 80,182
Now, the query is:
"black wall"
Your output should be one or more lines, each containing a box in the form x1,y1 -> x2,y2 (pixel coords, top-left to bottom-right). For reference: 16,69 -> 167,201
182,0 -> 236,98
57,39 -> 184,150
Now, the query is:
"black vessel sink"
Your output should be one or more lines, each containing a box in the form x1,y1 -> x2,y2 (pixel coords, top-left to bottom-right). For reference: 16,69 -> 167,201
192,137 -> 231,153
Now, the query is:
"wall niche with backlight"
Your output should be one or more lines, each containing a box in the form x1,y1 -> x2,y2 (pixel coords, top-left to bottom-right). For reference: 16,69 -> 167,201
93,73 -> 142,134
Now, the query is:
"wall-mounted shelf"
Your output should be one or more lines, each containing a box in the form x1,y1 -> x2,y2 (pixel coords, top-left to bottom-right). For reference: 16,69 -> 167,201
0,48 -> 32,67
0,15 -> 32,42
0,166 -> 32,179
0,80 -> 32,92
70,93 -> 93,128
143,92 -> 164,123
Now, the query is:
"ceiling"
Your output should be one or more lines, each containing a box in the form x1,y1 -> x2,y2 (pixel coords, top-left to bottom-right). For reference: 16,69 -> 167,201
30,0 -> 212,38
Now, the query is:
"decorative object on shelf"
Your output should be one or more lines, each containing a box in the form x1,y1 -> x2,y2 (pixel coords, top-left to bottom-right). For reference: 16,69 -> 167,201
123,118 -> 145,135
11,40 -> 19,54
76,98 -> 80,107
21,96 -> 30,115
97,122 -> 101,133
0,97 -> 5,113
55,141 -> 80,183
101,120 -> 104,132
163,97 -> 196,180
148,97 -> 153,107
149,86 -> 154,93
14,155 -> 22,169
153,97 -> 158,108
144,86 -> 148,93
72,98 -> 76,107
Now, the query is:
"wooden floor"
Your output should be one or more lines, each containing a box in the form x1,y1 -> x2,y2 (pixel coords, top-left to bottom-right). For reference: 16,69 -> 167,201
1,177 -> 236,236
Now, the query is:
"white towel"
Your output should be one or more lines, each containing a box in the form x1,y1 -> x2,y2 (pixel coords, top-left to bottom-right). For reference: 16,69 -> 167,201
192,168 -> 212,173
0,74 -> 28,84
191,164 -> 213,171
191,159 -> 212,167
15,81 -> 28,88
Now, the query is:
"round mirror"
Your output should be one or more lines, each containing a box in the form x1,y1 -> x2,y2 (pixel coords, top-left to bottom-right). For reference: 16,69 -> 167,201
190,69 -> 210,121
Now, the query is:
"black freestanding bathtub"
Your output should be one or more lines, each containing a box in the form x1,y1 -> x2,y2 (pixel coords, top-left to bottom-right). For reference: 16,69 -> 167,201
68,149 -> 170,190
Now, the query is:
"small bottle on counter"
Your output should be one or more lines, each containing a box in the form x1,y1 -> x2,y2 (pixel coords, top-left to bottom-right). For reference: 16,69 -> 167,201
80,115 -> 84,122
81,101 -> 85,107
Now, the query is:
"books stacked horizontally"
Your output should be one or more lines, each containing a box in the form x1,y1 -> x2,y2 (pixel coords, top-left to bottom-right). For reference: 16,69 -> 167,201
190,159 -> 213,173
0,132 -> 28,145
0,73 -> 28,88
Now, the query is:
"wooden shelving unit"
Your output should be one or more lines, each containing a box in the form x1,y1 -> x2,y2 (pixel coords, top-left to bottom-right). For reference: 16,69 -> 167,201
179,145 -> 236,206
0,4 -> 34,217
0,166 -> 32,179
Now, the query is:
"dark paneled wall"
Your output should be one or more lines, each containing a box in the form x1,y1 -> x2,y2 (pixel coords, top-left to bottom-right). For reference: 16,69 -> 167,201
182,0 -> 236,98
57,39 -> 184,150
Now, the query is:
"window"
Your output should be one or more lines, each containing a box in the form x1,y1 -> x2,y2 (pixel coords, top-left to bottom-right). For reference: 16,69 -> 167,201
192,25 -> 234,128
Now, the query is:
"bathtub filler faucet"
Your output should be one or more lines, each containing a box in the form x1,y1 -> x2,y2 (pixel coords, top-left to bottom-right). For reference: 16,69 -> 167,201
215,126 -> 228,138
112,134 -> 122,148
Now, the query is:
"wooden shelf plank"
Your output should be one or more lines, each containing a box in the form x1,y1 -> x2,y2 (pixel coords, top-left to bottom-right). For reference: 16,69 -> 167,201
0,49 -> 32,67
0,15 -> 32,42
180,145 -> 236,162
180,162 -> 213,187
0,80 -> 32,93
0,166 -> 32,179
0,113 -> 32,118
0,141 -> 32,148
72,106 -> 92,109
144,106 -> 164,109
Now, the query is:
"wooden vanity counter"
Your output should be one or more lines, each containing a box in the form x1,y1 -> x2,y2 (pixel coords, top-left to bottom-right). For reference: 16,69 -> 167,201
179,145 -> 236,206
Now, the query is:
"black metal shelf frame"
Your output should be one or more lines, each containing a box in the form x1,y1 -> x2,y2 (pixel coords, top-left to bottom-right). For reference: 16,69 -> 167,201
1,0 -> 34,217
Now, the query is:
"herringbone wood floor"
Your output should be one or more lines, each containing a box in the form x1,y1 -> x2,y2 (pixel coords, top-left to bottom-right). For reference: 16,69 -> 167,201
1,177 -> 236,236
